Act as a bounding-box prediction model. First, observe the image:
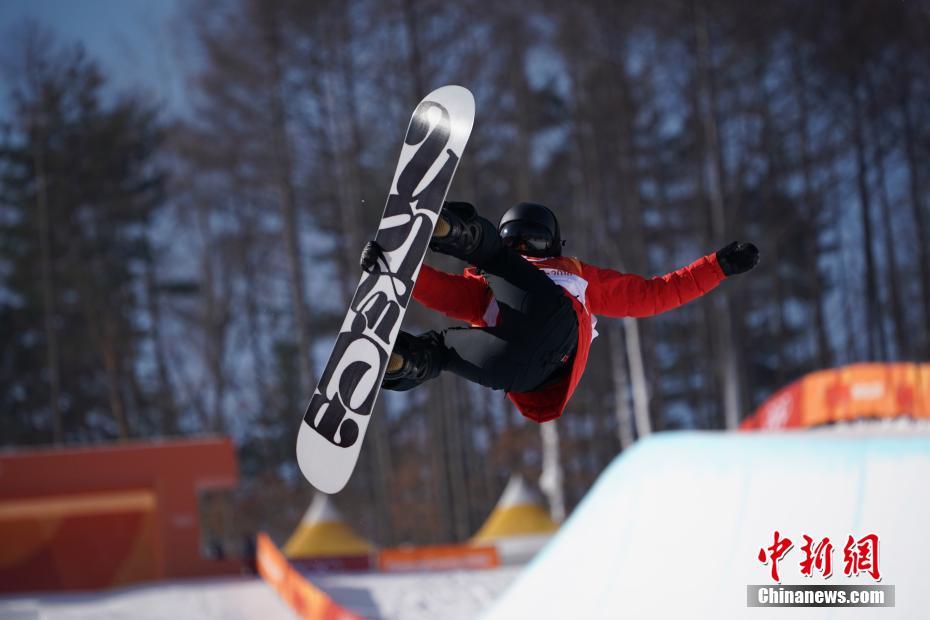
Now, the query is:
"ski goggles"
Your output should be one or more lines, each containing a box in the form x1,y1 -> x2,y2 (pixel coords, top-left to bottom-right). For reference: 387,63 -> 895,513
500,221 -> 555,256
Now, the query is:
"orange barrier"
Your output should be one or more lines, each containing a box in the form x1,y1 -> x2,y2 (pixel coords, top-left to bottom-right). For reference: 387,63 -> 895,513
257,533 -> 361,620
378,544 -> 500,572
742,362 -> 930,430
0,437 -> 240,592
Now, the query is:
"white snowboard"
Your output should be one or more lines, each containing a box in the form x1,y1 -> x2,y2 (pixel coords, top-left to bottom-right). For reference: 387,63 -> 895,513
296,85 -> 475,493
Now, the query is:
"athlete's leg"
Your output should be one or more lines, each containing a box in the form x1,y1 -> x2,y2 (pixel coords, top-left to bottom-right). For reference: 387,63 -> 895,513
443,299 -> 578,392
384,325 -> 542,392
442,324 -> 528,391
383,302 -> 578,393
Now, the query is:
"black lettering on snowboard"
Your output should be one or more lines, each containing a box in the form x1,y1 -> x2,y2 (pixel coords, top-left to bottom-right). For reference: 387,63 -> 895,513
303,100 -> 460,448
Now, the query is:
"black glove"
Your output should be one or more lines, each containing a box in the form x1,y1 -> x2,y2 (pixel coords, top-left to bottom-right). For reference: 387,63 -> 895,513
716,241 -> 759,276
360,240 -> 384,272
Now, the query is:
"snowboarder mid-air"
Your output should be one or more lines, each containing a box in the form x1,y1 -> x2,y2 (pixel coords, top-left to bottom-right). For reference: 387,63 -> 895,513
360,202 -> 758,423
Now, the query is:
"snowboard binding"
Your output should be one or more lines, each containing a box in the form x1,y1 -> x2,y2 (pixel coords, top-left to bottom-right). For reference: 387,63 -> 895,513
429,201 -> 484,258
359,201 -> 484,273
382,331 -> 446,391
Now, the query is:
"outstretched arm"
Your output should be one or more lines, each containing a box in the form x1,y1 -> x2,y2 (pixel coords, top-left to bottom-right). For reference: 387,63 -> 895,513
582,242 -> 758,318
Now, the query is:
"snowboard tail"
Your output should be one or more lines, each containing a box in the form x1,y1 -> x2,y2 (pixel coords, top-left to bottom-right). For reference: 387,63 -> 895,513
296,85 -> 475,493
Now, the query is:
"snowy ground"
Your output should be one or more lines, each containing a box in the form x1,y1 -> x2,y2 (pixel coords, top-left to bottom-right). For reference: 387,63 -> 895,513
307,565 -> 522,620
0,576 -> 294,620
0,567 -> 522,620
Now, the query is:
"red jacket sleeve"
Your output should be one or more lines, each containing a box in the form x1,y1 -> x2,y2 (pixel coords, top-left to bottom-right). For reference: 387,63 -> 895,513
413,264 -> 492,325
581,252 -> 726,318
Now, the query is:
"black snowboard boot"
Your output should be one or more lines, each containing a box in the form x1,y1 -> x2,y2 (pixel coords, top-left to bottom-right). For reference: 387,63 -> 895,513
429,201 -> 484,258
382,331 -> 447,391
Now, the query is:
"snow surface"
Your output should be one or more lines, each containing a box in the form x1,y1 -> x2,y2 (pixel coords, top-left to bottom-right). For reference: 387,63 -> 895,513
0,567 -> 523,620
306,565 -> 522,620
484,432 -> 930,620
0,576 -> 295,620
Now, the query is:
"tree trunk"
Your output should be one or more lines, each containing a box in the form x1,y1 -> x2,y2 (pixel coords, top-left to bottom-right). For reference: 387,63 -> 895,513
402,0 -> 426,100
694,1 -> 741,428
32,136 -> 63,443
144,259 -> 180,436
366,415 -> 394,544
263,7 -> 315,397
849,77 -> 881,360
866,80 -> 906,359
325,7 -> 366,287
196,201 -> 229,435
237,205 -> 272,415
609,325 -> 635,449
760,100 -> 788,388
429,381 -> 454,541
539,421 -> 566,523
445,381 -> 471,541
790,47 -> 832,369
623,317 -> 652,438
102,320 -> 130,439
901,83 -> 930,358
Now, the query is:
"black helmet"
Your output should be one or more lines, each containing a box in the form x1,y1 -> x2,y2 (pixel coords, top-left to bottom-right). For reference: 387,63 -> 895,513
498,202 -> 562,257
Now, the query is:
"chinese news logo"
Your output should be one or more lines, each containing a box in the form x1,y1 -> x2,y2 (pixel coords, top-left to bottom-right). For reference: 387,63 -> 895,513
748,531 -> 894,608
757,531 -> 880,582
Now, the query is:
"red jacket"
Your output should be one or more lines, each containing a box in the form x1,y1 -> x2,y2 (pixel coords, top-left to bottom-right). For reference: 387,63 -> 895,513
412,253 -> 726,423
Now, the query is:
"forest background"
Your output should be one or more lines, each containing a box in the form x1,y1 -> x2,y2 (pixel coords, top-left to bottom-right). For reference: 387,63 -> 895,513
2,0 -> 928,550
